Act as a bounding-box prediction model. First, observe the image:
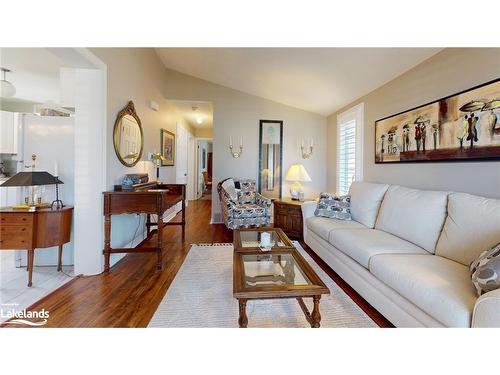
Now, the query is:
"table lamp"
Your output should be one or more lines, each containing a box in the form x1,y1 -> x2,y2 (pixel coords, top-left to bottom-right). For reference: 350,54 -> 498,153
0,154 -> 63,210
285,164 -> 311,200
1,171 -> 63,210
150,152 -> 167,182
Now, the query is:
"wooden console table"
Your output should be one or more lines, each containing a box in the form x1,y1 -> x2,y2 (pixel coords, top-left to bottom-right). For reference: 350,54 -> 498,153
102,184 -> 186,272
0,207 -> 73,287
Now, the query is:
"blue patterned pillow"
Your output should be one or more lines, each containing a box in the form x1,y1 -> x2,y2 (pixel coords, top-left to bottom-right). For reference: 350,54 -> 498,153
314,193 -> 351,220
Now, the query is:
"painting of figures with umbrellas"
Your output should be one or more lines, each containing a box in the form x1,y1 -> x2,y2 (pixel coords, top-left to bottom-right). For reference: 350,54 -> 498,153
375,78 -> 500,163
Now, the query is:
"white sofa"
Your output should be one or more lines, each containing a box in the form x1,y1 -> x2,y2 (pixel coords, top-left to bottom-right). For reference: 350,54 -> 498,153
302,182 -> 500,327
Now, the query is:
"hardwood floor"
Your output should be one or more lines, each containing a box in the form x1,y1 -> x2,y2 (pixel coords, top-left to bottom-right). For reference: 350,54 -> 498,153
1,199 -> 391,328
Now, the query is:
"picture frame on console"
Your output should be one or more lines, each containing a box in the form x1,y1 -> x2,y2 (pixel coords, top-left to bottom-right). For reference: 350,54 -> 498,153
375,78 -> 500,164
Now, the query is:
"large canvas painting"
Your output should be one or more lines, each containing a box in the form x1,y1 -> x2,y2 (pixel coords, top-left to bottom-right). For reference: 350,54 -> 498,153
161,129 -> 175,166
375,78 -> 500,163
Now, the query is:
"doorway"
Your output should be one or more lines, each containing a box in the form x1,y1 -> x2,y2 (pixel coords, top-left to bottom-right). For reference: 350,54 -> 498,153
196,139 -> 213,200
169,100 -> 213,203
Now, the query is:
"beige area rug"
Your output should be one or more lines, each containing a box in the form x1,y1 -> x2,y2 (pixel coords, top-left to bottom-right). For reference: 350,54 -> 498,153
148,242 -> 377,328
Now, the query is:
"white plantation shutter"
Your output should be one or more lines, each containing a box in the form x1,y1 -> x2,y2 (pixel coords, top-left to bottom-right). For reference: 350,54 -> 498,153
337,119 -> 356,195
336,103 -> 364,196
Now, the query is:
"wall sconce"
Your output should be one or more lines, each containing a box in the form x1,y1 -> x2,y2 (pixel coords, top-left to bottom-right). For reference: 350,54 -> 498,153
229,136 -> 243,158
301,138 -> 314,159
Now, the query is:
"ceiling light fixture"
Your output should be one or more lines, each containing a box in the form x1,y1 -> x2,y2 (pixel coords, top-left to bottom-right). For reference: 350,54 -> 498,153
196,117 -> 203,124
0,68 -> 16,98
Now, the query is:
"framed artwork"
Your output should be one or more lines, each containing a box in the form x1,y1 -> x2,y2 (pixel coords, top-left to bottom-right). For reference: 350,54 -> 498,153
161,129 -> 175,166
258,120 -> 283,199
202,148 -> 206,169
375,78 -> 500,163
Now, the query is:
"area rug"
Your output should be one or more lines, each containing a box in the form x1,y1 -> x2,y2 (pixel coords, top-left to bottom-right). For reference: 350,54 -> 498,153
148,242 -> 377,328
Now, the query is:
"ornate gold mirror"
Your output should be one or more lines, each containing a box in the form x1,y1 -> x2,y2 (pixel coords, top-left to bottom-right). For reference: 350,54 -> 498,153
113,101 -> 144,167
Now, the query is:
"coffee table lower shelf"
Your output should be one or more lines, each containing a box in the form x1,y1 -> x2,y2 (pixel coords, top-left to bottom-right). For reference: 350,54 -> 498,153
236,295 -> 323,328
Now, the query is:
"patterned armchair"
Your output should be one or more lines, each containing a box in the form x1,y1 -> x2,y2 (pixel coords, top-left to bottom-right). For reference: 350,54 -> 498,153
217,178 -> 272,230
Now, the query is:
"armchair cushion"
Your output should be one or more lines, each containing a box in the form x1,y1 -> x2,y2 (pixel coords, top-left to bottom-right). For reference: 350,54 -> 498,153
233,203 -> 267,219
238,179 -> 257,204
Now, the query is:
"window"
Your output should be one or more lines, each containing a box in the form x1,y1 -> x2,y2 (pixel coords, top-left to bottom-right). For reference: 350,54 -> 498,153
337,103 -> 364,195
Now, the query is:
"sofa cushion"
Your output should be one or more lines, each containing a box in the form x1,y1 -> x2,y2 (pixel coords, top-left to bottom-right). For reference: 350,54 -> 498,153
436,192 -> 500,266
370,254 -> 477,327
306,216 -> 366,242
349,181 -> 389,228
329,228 -> 428,269
375,185 -> 448,253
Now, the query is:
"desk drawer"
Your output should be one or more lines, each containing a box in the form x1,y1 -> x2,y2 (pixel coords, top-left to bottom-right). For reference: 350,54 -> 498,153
0,213 -> 33,225
0,225 -> 33,249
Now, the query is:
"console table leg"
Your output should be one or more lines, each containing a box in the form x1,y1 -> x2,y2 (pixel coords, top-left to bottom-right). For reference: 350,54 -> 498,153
181,199 -> 186,239
311,296 -> 321,328
157,213 -> 163,270
57,245 -> 63,272
27,249 -> 34,287
104,214 -> 111,272
146,214 -> 151,236
238,299 -> 248,328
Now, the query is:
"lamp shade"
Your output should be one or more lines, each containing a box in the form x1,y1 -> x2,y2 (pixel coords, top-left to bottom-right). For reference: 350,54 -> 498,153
1,171 -> 63,187
285,164 -> 311,182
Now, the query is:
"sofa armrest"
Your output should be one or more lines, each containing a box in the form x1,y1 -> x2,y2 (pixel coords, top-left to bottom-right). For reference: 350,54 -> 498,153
301,201 -> 317,219
301,201 -> 317,239
255,192 -> 272,208
472,289 -> 500,328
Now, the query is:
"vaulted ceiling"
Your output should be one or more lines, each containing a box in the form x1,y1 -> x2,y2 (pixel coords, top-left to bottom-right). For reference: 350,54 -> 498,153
156,48 -> 442,116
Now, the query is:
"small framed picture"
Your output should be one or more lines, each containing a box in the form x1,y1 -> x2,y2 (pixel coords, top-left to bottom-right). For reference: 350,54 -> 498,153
161,129 -> 175,166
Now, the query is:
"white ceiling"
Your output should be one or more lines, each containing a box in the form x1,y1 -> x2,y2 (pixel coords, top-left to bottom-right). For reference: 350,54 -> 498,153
171,100 -> 213,129
156,48 -> 443,116
0,48 -> 64,104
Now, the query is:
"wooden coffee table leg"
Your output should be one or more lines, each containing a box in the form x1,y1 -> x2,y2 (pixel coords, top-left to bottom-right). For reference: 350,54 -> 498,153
238,299 -> 248,328
311,296 -> 321,328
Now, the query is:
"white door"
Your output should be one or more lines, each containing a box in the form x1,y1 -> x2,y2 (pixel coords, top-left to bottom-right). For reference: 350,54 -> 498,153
187,134 -> 196,200
176,123 -> 191,205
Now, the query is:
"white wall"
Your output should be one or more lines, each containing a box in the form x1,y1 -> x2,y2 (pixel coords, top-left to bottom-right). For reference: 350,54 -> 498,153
157,68 -> 327,222
327,48 -> 500,199
91,48 -> 327,226
89,49 -> 195,266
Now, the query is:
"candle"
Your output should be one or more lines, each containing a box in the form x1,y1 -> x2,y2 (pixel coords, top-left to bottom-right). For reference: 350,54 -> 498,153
310,137 -> 314,147
240,137 -> 243,147
230,136 -> 233,147
54,161 -> 59,177
301,138 -> 304,147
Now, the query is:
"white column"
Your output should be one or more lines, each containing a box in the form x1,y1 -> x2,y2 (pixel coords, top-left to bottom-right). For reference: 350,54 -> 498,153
74,67 -> 107,275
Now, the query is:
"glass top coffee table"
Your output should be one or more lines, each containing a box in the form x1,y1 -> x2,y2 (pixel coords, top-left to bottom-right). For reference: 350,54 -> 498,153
233,227 -> 330,328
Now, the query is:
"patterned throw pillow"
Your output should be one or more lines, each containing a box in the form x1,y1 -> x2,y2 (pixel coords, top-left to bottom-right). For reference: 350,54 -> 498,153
470,242 -> 500,296
314,193 -> 351,220
222,179 -> 238,202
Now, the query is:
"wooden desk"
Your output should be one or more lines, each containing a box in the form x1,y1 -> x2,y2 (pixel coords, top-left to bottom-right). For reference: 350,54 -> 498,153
0,207 -> 73,287
102,184 -> 186,272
